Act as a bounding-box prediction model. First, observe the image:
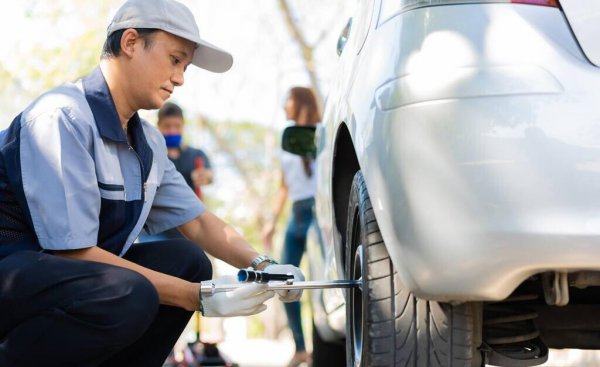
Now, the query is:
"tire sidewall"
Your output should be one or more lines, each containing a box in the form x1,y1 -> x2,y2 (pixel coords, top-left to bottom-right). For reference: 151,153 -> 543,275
345,171 -> 384,367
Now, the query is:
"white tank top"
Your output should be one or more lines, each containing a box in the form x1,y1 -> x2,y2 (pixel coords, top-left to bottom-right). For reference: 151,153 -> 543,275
280,150 -> 317,202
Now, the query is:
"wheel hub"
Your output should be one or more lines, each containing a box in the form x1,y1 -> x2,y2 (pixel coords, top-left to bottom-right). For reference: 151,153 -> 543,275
351,244 -> 364,366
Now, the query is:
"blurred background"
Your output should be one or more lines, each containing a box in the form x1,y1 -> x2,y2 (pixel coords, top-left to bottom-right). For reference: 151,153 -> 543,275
0,1 -> 355,366
1,1 -> 600,366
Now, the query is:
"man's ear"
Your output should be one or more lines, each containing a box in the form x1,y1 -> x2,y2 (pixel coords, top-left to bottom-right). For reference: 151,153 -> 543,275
120,29 -> 141,58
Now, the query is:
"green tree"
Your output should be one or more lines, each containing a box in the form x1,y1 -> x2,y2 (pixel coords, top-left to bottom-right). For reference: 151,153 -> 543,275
0,1 -> 121,122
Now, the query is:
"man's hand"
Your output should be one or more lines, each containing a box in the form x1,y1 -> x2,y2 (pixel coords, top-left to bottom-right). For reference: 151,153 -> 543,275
201,276 -> 274,317
191,168 -> 213,187
264,264 -> 305,302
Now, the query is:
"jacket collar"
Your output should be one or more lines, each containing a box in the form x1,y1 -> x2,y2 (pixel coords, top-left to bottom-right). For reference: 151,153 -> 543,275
82,67 -> 153,182
83,67 -> 130,143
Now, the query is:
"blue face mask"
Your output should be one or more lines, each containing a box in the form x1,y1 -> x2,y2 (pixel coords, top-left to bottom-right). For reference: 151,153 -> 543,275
163,134 -> 182,148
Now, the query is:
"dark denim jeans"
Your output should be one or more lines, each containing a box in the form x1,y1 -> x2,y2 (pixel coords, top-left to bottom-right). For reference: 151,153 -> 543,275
281,197 -> 314,352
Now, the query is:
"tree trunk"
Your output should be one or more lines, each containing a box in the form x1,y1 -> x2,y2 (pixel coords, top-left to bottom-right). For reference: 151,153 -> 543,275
277,0 -> 325,109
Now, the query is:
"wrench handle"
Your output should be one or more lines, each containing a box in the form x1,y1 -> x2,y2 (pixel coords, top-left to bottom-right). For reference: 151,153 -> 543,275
200,279 -> 361,296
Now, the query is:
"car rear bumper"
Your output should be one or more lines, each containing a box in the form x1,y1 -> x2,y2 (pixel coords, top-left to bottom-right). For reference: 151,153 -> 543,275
371,94 -> 600,302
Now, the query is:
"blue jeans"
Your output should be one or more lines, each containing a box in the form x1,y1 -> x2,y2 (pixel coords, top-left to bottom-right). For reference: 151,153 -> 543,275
281,197 -> 314,352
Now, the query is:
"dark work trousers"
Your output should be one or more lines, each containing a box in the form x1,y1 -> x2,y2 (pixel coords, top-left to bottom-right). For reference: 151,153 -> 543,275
0,239 -> 212,367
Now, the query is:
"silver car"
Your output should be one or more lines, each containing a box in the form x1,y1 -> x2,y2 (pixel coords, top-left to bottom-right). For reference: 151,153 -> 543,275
284,0 -> 600,366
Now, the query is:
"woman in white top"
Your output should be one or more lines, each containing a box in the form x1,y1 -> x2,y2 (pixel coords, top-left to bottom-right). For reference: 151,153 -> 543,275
261,87 -> 320,367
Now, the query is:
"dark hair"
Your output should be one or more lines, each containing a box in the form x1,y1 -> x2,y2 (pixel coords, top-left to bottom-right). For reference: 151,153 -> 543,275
157,102 -> 184,124
287,87 -> 321,178
288,87 -> 321,126
101,28 -> 159,59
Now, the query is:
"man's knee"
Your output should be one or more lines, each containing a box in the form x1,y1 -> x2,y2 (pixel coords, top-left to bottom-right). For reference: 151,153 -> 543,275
0,257 -> 160,351
83,266 -> 159,345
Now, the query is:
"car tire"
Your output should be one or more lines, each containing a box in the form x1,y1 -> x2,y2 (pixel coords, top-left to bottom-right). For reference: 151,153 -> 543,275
312,323 -> 346,367
345,171 -> 482,367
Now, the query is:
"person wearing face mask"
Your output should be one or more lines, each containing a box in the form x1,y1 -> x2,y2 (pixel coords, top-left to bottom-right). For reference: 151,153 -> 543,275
138,102 -> 214,242
158,102 -> 213,194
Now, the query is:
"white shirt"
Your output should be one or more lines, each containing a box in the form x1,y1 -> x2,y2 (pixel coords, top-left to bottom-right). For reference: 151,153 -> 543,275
280,150 -> 317,202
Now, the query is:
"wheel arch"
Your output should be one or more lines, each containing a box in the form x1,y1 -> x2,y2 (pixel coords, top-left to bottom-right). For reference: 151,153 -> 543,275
331,122 -> 360,270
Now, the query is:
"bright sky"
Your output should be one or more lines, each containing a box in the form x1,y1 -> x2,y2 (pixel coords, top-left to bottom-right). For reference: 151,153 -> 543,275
0,0 -> 356,128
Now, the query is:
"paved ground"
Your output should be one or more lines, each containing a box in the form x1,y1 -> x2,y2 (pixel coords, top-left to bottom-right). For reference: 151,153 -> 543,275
219,338 -> 300,367
168,307 -> 308,367
541,349 -> 600,367
215,313 -> 308,367
219,338 -> 600,367
171,333 -> 600,367
165,333 -> 303,367
220,342 -> 600,367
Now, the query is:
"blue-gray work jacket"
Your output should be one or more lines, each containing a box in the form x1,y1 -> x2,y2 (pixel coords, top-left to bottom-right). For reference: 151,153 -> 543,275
0,67 -> 204,258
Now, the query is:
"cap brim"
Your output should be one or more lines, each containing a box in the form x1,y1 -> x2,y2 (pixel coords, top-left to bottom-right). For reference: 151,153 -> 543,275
192,39 -> 233,73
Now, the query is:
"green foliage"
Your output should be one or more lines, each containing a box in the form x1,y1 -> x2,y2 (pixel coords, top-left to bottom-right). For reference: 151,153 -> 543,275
22,30 -> 103,91
0,1 -> 121,124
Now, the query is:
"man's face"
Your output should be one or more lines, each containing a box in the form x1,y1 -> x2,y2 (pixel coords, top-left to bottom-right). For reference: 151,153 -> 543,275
158,116 -> 185,136
127,31 -> 195,110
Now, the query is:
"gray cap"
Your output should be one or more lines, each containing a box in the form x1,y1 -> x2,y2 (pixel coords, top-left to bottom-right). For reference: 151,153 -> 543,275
107,0 -> 233,73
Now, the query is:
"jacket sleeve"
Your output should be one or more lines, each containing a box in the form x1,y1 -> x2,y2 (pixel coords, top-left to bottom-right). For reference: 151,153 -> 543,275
20,108 -> 100,250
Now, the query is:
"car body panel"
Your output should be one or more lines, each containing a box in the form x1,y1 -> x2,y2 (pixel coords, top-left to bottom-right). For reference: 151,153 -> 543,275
560,0 -> 600,67
313,0 -> 600,316
307,224 -> 346,341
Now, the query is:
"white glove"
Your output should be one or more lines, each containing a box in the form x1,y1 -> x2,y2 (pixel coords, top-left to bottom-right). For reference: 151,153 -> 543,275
264,264 -> 305,303
201,276 -> 274,317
